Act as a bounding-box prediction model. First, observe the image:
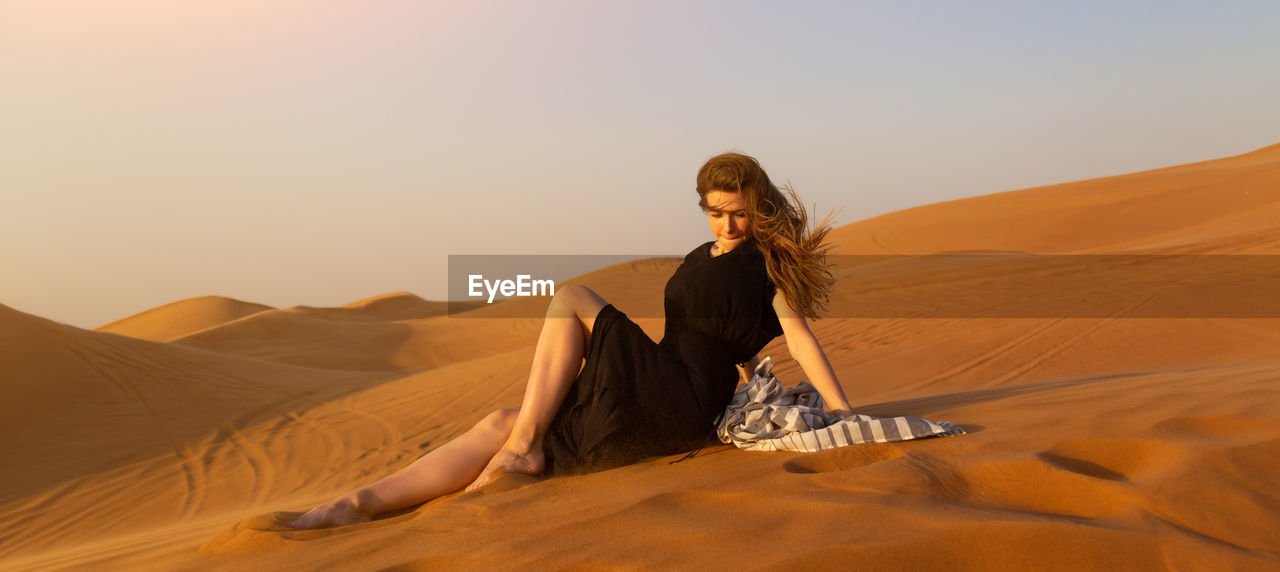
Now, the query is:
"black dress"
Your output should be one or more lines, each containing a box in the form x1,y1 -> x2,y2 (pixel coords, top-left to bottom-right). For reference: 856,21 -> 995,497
541,236 -> 784,476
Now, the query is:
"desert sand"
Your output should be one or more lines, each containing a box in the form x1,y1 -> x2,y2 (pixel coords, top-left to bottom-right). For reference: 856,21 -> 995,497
3,143 -> 1280,569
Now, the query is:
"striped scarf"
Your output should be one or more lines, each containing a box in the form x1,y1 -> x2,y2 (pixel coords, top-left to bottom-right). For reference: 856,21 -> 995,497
715,356 -> 966,452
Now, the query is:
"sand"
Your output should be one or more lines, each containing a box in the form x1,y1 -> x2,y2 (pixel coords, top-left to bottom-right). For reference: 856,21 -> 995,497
3,143 -> 1279,569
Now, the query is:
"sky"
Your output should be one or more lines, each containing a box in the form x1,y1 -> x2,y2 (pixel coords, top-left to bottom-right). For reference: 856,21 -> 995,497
2,0 -> 1278,329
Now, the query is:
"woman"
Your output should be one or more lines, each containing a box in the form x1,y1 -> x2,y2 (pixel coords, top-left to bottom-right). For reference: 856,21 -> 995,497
285,152 -> 850,529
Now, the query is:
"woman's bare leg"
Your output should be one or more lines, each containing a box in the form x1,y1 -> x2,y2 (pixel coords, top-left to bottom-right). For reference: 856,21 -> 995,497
284,408 -> 520,529
465,284 -> 607,491
283,285 -> 607,528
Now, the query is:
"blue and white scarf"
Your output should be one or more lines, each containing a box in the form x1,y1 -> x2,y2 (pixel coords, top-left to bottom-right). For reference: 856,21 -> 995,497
715,356 -> 966,452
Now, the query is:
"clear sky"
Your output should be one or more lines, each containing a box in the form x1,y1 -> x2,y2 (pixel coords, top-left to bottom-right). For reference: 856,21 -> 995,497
3,1 -> 1278,329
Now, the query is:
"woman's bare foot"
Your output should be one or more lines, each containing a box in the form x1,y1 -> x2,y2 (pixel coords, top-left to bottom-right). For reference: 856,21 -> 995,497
280,490 -> 376,530
464,446 -> 545,492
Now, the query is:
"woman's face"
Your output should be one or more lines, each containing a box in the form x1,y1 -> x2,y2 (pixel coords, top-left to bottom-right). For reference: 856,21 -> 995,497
704,190 -> 752,253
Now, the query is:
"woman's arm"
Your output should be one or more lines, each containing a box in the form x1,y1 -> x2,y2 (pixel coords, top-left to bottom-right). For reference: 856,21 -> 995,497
772,290 -> 854,417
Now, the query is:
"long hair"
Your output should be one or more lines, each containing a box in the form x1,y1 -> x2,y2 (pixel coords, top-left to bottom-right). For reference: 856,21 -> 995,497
695,152 -> 839,319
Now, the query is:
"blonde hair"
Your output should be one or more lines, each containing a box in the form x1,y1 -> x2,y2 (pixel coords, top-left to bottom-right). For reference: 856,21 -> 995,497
695,152 -> 839,319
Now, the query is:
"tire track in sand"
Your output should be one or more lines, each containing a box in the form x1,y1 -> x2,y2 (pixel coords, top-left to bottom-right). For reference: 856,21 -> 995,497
55,333 -> 207,520
897,293 -> 1160,394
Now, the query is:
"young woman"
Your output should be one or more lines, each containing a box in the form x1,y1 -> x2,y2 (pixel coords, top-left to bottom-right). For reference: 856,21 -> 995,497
285,152 -> 849,529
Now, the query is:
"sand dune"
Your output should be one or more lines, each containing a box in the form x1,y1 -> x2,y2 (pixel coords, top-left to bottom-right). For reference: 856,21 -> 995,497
4,143 -> 1280,569
828,142 -> 1280,255
165,305 -> 539,372
94,295 -> 273,342
309,291 -> 481,322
